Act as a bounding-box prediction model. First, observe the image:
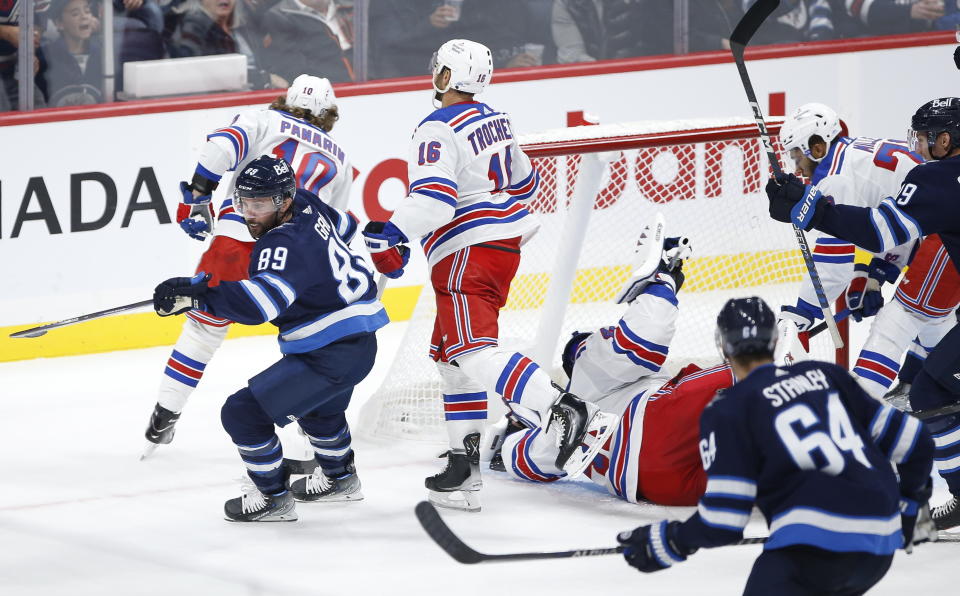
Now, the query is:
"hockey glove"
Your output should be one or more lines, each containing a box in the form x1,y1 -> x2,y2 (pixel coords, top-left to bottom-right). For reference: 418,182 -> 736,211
901,480 -> 936,553
363,221 -> 410,279
845,259 -> 895,322
616,236 -> 691,304
176,181 -> 216,241
778,299 -> 821,333
765,174 -> 828,231
153,272 -> 211,316
617,520 -> 695,574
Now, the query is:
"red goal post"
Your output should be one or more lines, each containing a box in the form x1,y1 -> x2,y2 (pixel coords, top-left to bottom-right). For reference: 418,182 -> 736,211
358,117 -> 848,442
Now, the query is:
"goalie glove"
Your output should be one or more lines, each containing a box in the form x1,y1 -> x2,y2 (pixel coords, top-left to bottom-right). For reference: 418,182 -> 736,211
153,272 -> 211,316
362,221 -> 410,279
617,520 -> 696,574
615,236 -> 692,304
846,258 -> 899,322
176,179 -> 216,241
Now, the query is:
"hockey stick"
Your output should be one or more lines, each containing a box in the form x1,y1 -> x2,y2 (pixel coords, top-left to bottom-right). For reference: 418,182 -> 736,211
9,299 -> 154,339
730,0 -> 843,350
806,308 -> 851,339
415,501 -> 781,564
416,501 -> 960,565
914,401 -> 960,421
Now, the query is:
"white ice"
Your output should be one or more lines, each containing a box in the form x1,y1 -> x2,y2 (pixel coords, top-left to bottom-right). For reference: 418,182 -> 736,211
0,320 -> 955,596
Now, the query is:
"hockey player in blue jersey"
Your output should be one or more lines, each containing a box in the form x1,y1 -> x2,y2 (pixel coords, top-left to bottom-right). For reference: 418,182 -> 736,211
616,297 -> 935,595
767,97 -> 960,530
152,155 -> 388,521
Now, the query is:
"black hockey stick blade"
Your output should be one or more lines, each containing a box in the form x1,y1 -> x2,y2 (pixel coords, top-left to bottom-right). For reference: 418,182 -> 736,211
730,0 -> 780,55
915,402 -> 960,421
415,501 -> 624,564
9,299 -> 154,338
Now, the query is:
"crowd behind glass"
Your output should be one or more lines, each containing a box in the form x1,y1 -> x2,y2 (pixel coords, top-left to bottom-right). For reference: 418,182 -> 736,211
1,0 -> 955,112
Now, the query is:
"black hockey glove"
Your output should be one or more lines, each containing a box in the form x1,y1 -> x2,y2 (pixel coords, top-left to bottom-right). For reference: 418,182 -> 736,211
901,479 -> 936,553
765,174 -> 828,231
154,273 -> 211,316
617,520 -> 696,573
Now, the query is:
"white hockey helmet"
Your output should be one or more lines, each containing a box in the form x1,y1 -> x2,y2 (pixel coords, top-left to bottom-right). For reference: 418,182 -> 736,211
779,102 -> 843,162
430,39 -> 494,98
286,74 -> 337,117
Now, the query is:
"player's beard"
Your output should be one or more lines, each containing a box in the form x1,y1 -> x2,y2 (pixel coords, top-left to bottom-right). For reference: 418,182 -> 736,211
246,205 -> 290,239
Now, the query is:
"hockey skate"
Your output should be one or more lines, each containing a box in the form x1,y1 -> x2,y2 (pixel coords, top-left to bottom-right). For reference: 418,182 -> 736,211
224,485 -> 298,522
883,381 -> 913,412
482,415 -> 528,472
933,496 -> 960,530
141,403 -> 181,460
425,433 -> 482,512
549,393 -> 617,478
290,453 -> 364,503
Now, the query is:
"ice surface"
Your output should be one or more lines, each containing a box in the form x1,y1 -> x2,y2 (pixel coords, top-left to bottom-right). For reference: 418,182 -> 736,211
0,321 -> 954,595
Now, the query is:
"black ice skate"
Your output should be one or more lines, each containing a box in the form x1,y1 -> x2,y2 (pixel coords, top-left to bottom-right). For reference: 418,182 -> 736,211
141,403 -> 181,460
487,416 -> 528,472
425,433 -> 482,512
933,496 -> 960,530
549,393 -> 617,478
883,381 -> 912,412
290,453 -> 363,502
224,487 -> 298,522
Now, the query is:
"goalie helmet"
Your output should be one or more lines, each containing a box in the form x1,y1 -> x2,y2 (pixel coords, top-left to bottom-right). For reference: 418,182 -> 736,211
715,297 -> 777,359
779,102 -> 842,162
430,39 -> 493,100
286,74 -> 337,118
234,155 -> 296,214
909,97 -> 960,157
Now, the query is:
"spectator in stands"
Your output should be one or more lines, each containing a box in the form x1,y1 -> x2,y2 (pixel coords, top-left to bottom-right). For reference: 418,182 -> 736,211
254,0 -> 353,83
171,0 -> 287,88
369,0 -> 537,79
846,0 -> 945,35
552,0 -> 665,63
742,0 -> 837,45
0,0 -> 49,110
113,0 -> 164,33
41,0 -> 104,106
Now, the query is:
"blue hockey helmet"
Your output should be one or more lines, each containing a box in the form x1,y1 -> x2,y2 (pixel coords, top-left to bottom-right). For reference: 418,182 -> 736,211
234,155 -> 297,216
715,297 -> 777,359
909,97 -> 960,157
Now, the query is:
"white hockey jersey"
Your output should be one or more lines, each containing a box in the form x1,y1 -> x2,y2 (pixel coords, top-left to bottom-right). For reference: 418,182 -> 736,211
196,107 -> 353,242
389,101 -> 541,266
799,136 -> 924,309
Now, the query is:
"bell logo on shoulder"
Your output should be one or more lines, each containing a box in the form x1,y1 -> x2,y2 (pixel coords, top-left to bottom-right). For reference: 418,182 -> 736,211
274,162 -> 290,175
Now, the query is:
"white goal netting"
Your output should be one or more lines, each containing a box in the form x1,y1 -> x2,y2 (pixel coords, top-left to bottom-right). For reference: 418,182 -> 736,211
358,117 -> 844,442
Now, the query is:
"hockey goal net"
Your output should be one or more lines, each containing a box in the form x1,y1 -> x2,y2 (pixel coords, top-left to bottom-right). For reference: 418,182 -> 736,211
358,117 -> 846,442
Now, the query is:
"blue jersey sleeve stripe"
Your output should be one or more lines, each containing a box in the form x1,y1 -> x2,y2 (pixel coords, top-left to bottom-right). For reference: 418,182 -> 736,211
410,176 -> 459,191
890,414 -> 922,464
619,320 -> 669,354
195,163 -> 222,183
411,189 -> 458,208
696,503 -> 750,531
880,198 -> 923,240
877,203 -> 909,246
642,282 -> 679,307
207,132 -> 241,168
868,209 -> 895,253
255,272 -> 297,307
860,350 -> 901,371
508,168 -> 536,191
239,279 -> 278,322
870,404 -> 895,442
813,254 -> 855,264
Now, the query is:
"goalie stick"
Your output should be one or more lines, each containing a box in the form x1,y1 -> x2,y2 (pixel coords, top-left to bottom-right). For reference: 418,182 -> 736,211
730,0 -> 843,351
415,501 -> 958,565
10,299 -> 154,338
